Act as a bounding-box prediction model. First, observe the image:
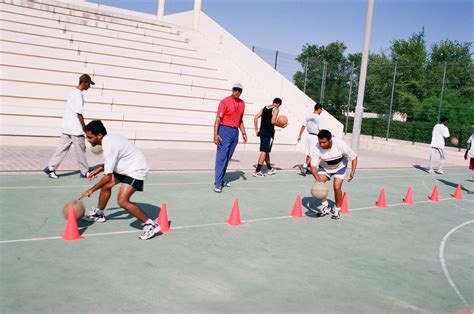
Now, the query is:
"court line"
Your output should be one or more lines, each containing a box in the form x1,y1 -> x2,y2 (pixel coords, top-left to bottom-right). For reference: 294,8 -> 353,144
0,172 -> 468,190
439,220 -> 474,309
1,198 -> 471,244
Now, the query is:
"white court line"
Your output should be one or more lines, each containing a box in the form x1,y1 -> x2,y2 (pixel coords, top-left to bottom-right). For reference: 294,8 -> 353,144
1,198 -> 471,245
439,220 -> 474,309
0,172 -> 468,190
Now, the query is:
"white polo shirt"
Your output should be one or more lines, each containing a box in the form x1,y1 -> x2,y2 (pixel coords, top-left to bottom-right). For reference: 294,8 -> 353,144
430,124 -> 450,149
303,113 -> 322,135
311,138 -> 357,172
468,134 -> 474,158
102,134 -> 149,180
62,88 -> 85,136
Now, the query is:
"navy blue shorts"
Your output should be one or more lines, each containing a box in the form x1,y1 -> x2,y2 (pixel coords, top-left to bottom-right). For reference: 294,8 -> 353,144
113,172 -> 144,191
259,137 -> 274,153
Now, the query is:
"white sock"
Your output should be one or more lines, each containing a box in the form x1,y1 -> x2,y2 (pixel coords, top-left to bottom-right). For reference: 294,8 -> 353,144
334,207 -> 341,212
145,218 -> 155,225
322,200 -> 329,206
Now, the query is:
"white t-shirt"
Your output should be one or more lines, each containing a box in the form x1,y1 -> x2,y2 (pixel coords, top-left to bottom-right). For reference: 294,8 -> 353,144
430,124 -> 450,149
468,134 -> 474,158
61,88 -> 84,135
303,113 -> 321,135
311,138 -> 357,172
102,134 -> 149,180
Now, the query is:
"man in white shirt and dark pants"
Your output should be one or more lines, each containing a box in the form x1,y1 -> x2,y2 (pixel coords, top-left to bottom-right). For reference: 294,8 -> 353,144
429,117 -> 451,174
43,74 -> 94,179
79,120 -> 161,240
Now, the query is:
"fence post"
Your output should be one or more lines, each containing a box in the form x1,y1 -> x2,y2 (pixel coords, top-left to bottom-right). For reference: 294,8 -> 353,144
411,122 -> 416,145
303,55 -> 309,93
274,50 -> 279,70
386,61 -> 397,141
371,119 -> 376,139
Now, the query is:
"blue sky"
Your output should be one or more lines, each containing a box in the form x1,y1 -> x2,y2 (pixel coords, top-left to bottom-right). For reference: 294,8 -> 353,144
89,0 -> 473,56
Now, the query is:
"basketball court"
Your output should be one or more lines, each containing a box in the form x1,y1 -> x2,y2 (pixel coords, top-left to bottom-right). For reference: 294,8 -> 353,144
1,167 -> 472,313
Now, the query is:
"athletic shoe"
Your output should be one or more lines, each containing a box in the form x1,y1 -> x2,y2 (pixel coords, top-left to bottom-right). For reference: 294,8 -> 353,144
139,223 -> 161,240
223,182 -> 231,187
318,205 -> 331,216
214,186 -> 222,193
253,171 -> 265,177
306,168 -> 312,174
82,208 -> 106,223
298,165 -> 306,176
267,168 -> 276,175
79,171 -> 90,178
435,169 -> 444,175
330,207 -> 341,220
428,169 -> 434,174
43,166 -> 59,179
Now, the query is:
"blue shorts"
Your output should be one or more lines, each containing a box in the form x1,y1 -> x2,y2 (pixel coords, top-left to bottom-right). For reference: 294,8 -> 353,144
259,137 -> 274,153
317,165 -> 347,180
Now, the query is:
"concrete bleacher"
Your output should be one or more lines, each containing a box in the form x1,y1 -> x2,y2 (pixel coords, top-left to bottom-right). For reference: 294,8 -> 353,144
0,0 -> 343,151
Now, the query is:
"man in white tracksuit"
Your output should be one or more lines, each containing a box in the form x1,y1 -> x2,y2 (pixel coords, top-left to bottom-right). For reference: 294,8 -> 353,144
428,117 -> 451,174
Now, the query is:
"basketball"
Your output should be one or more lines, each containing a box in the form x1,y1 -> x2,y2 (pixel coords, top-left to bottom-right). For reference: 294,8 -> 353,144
450,137 -> 459,146
311,182 -> 329,199
62,200 -> 85,220
277,115 -> 288,127
90,145 -> 103,154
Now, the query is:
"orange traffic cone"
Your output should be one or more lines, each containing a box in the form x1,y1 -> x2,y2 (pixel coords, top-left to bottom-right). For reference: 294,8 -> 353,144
452,184 -> 462,199
340,192 -> 349,214
403,187 -> 413,205
60,207 -> 84,240
156,203 -> 172,232
226,199 -> 243,226
376,189 -> 387,208
289,194 -> 303,218
428,185 -> 439,202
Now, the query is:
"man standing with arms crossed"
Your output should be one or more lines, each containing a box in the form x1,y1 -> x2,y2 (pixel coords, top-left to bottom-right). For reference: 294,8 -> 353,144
43,74 -> 94,179
213,83 -> 247,193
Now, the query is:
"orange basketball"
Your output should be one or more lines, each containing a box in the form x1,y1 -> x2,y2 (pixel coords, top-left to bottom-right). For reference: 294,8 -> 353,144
277,115 -> 288,127
450,137 -> 459,146
62,200 -> 85,220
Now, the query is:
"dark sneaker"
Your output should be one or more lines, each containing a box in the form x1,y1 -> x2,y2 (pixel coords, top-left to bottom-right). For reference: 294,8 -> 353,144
82,208 -> 106,223
214,186 -> 222,193
298,165 -> 306,176
79,171 -> 90,178
139,223 -> 161,240
43,166 -> 59,179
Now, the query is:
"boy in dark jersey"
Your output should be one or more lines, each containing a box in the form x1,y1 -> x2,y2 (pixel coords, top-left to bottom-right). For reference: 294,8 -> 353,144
253,98 -> 287,177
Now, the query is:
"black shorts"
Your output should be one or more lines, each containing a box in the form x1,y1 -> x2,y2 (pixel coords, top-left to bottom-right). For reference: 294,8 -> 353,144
259,136 -> 274,153
113,172 -> 144,191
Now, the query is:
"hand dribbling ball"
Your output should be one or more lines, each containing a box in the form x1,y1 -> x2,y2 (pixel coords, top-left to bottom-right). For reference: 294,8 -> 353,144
62,200 -> 85,220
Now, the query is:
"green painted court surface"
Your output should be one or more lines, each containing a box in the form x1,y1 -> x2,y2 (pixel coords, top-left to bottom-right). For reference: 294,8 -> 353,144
1,168 -> 473,313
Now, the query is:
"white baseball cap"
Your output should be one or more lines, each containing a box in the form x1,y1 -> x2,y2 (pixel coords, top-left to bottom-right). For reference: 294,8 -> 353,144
232,82 -> 243,90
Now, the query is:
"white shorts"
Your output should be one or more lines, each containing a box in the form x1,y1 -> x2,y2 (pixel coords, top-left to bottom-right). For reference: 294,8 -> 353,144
305,133 -> 319,156
317,165 -> 347,180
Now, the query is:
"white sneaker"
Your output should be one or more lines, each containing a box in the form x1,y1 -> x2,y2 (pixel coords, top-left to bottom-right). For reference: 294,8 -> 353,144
330,207 -> 341,220
310,204 -> 330,216
435,169 -> 444,174
139,223 -> 161,240
82,208 -> 106,223
267,168 -> 276,175
253,171 -> 265,177
223,182 -> 231,187
43,166 -> 59,179
428,169 -> 434,174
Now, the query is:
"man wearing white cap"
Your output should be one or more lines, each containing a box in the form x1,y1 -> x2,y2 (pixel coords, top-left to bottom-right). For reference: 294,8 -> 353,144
213,83 -> 248,193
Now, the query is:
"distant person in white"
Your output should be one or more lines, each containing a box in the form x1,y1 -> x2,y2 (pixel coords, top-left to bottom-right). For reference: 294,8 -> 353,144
297,102 -> 323,176
310,129 -> 358,220
428,117 -> 451,174
43,74 -> 94,179
79,120 -> 160,240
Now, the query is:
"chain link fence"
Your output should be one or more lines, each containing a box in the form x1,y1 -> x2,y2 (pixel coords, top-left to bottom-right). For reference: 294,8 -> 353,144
251,45 -> 474,149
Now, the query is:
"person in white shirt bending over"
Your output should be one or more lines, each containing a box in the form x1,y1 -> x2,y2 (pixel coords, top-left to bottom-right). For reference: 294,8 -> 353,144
310,129 -> 358,219
43,74 -> 94,179
297,102 -> 323,176
429,117 -> 452,174
79,120 -> 161,240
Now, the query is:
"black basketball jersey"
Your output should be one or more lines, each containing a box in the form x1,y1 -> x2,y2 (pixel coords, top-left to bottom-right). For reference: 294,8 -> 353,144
259,106 -> 275,137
